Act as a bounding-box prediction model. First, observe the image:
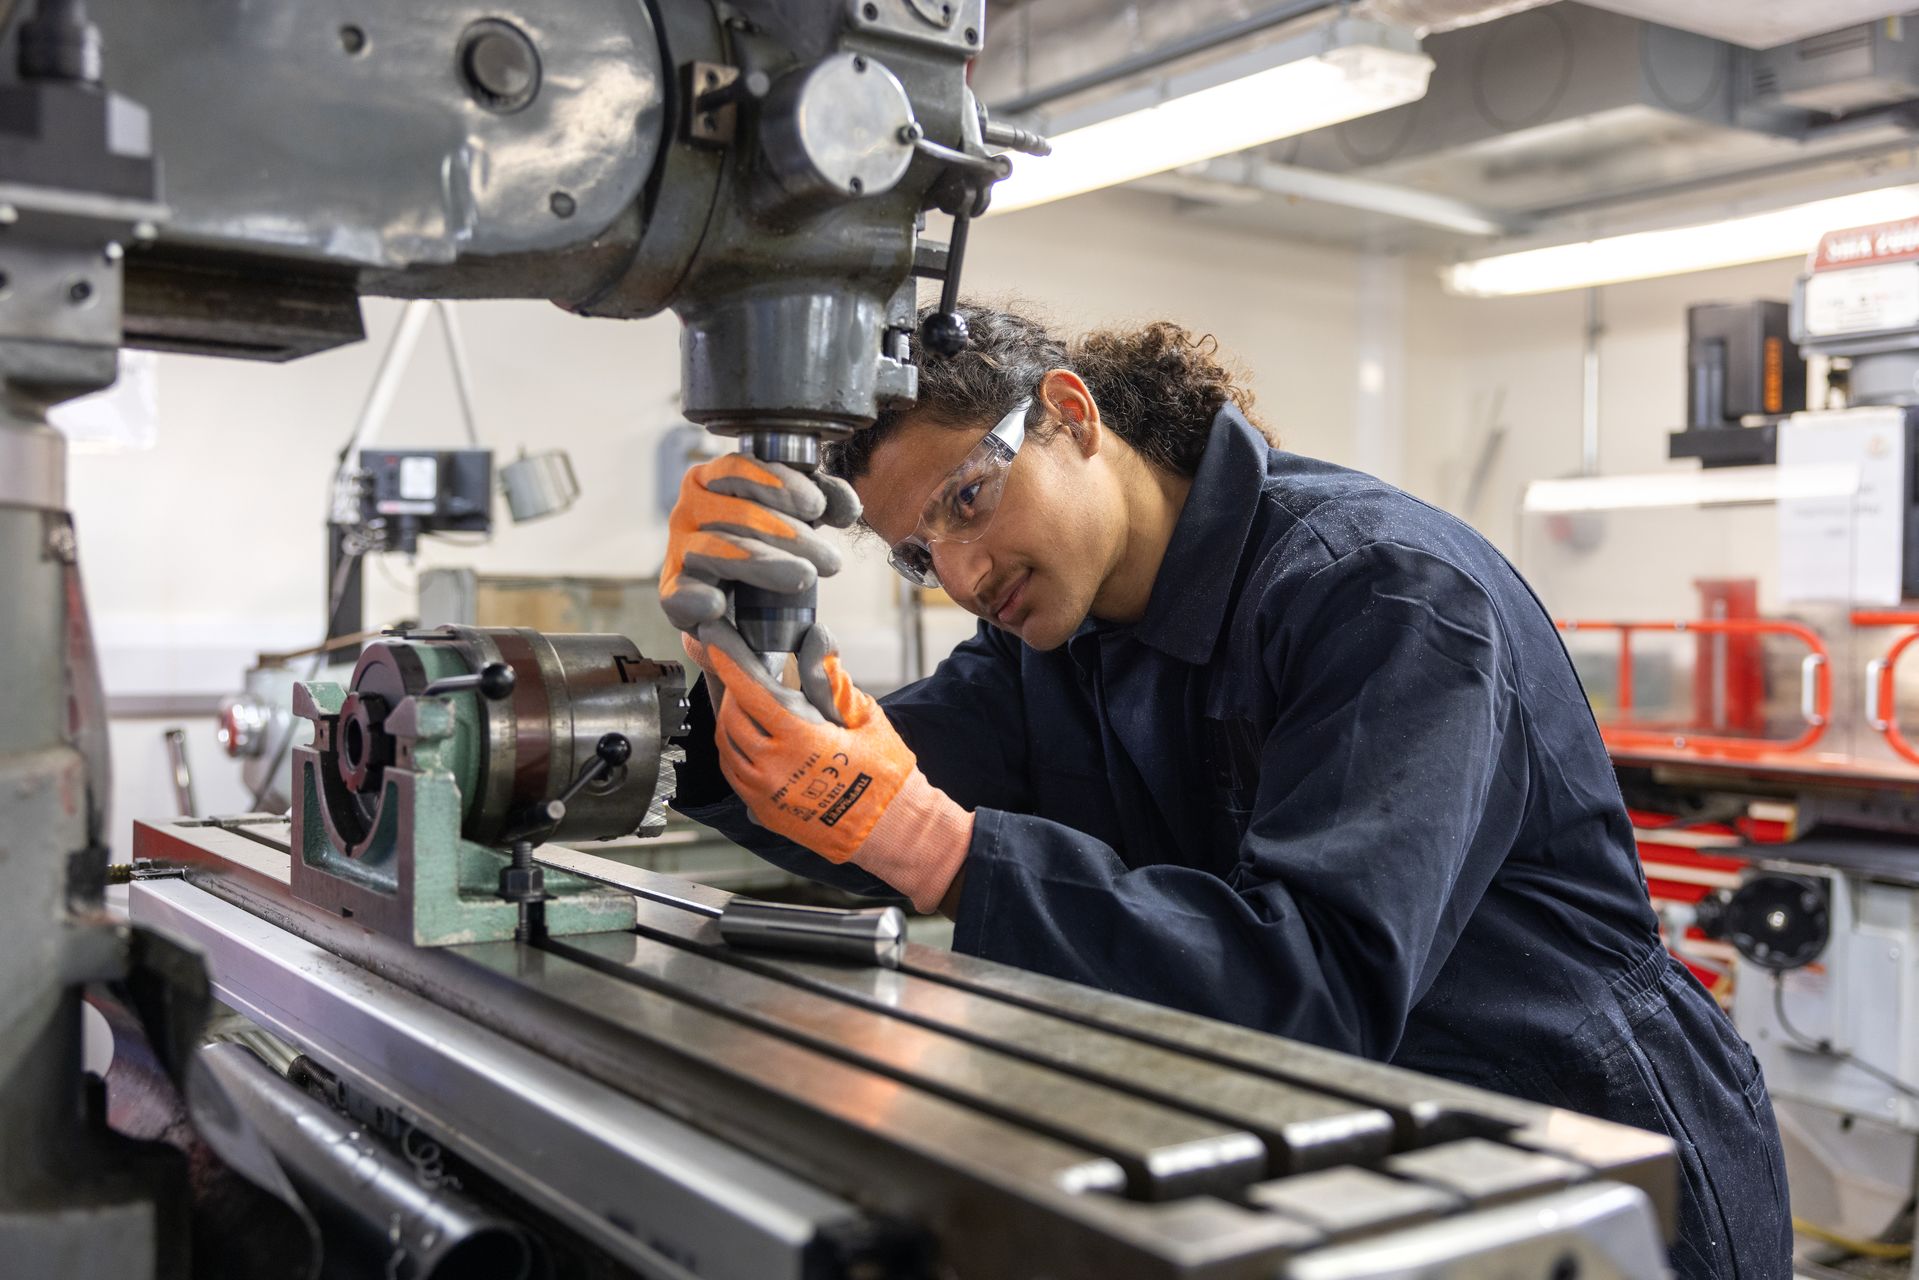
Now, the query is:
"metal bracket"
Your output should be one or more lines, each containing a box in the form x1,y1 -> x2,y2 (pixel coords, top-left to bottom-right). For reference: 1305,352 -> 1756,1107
683,61 -> 741,147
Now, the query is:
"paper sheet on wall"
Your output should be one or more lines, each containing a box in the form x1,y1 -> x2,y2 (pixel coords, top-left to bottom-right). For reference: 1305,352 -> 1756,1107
1777,407 -> 1905,606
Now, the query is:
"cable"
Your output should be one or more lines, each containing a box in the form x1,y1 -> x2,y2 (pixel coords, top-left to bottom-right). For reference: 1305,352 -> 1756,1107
1772,974 -> 1919,1101
432,302 -> 484,448
371,551 -> 415,598
1792,1215 -> 1913,1260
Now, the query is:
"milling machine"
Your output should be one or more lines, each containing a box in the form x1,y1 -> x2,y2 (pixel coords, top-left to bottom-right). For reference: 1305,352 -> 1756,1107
0,0 -> 1679,1274
1518,218 -> 1919,1263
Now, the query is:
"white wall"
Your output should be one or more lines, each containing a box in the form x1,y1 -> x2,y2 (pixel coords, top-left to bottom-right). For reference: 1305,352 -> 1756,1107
1397,255 -> 1810,552
68,189 -> 1369,844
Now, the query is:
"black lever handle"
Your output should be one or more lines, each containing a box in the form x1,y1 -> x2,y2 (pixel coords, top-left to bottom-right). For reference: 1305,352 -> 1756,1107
424,661 -> 516,701
558,733 -> 631,807
499,732 -> 632,846
920,206 -> 972,358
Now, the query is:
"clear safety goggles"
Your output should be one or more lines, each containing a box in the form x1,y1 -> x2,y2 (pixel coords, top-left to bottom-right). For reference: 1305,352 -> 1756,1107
886,399 -> 1030,589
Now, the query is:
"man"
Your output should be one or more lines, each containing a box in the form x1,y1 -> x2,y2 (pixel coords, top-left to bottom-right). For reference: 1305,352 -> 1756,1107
662,303 -> 1790,1279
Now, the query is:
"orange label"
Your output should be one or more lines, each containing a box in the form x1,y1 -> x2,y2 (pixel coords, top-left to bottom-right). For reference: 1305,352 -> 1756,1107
1764,336 -> 1783,413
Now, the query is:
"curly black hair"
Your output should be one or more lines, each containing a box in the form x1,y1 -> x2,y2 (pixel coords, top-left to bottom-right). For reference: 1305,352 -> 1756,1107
823,301 -> 1275,484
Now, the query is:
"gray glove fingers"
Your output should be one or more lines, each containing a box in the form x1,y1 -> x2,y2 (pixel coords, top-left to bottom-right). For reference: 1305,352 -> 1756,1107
679,546 -> 818,597
660,580 -> 728,632
796,624 -> 844,727
704,518 -> 843,577
695,619 -> 827,726
814,473 -> 863,530
707,459 -> 828,523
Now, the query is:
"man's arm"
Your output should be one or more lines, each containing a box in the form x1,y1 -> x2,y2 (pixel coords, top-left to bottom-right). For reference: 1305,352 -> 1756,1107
949,543 -> 1528,1060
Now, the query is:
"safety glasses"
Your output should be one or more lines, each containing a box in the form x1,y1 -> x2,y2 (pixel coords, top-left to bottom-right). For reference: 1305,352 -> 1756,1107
886,399 -> 1030,589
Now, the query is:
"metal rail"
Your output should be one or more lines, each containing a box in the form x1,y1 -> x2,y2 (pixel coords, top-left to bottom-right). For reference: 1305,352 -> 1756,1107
1556,617 -> 1833,760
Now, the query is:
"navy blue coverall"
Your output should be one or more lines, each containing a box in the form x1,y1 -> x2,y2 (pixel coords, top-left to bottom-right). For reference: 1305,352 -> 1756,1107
675,406 -> 1792,1278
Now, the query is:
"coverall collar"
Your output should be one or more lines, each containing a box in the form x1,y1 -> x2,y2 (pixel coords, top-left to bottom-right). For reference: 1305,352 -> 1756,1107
1132,403 -> 1267,665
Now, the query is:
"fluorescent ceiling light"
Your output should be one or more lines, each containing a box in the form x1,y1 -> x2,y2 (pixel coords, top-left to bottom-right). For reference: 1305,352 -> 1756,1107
1444,185 -> 1919,297
987,18 -> 1433,216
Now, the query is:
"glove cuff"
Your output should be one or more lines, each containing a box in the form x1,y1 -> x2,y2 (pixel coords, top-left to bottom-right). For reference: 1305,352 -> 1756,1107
849,769 -> 972,915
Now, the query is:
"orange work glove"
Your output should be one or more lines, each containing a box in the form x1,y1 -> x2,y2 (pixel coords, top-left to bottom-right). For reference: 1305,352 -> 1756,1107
660,455 -> 860,634
697,620 -> 973,913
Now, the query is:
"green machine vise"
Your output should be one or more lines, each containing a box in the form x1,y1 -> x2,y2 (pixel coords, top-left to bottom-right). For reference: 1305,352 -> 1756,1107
290,626 -> 689,946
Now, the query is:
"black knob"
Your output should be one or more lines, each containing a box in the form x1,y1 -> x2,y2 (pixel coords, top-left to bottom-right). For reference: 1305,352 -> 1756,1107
1694,890 -> 1728,940
477,662 -> 516,700
596,732 -> 633,767
920,310 -> 968,358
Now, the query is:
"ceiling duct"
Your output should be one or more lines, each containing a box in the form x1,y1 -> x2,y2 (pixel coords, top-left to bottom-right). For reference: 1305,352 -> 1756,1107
1579,1 -> 1915,50
980,1 -> 1919,250
1744,19 -> 1919,122
1282,4 -> 1737,196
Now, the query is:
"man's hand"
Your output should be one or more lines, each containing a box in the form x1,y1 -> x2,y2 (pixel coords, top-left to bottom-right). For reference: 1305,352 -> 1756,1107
660,455 -> 860,634
698,621 -> 973,912
700,621 -> 913,858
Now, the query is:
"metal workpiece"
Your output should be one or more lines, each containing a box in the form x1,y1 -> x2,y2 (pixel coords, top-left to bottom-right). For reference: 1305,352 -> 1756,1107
714,898 -> 906,968
131,878 -> 887,1280
548,929 -> 1268,1202
536,844 -> 907,967
623,899 -> 1395,1176
197,1042 -> 537,1280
